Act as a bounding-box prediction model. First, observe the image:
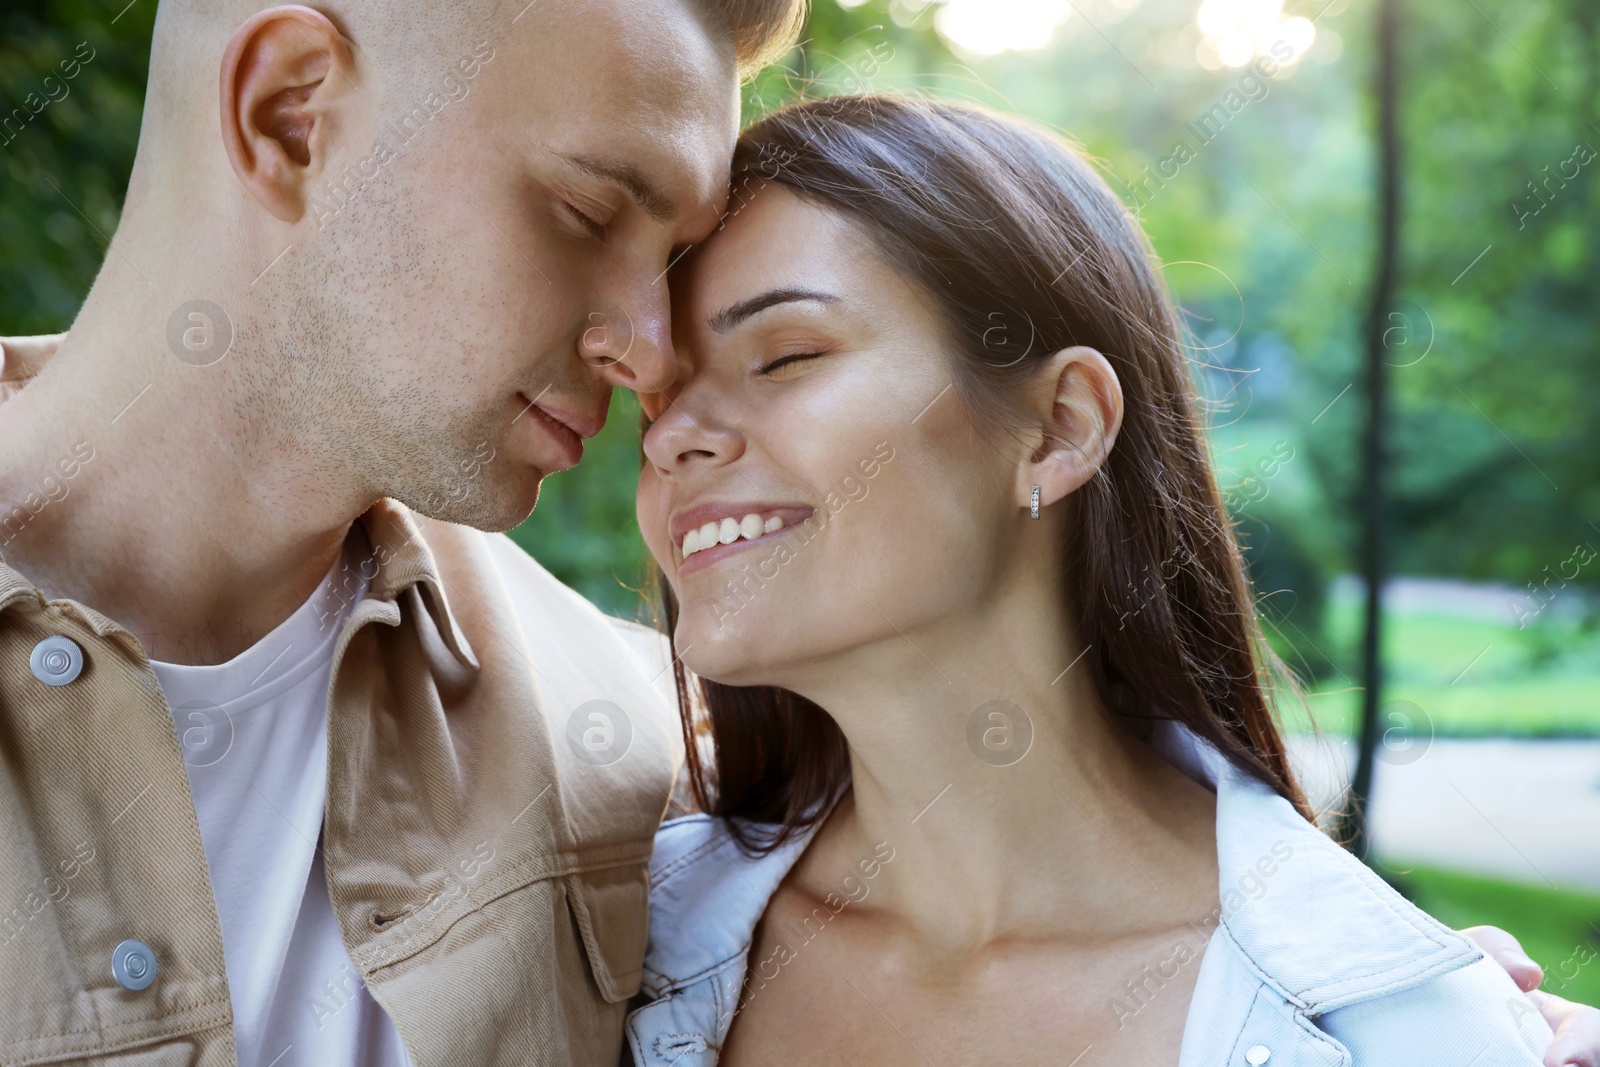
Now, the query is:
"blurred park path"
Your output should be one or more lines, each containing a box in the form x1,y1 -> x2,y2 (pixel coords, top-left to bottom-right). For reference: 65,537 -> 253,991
1290,734 -> 1600,894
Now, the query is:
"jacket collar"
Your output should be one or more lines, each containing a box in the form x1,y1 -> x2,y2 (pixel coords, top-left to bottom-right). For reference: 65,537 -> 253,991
640,799 -> 836,998
627,817 -> 820,1064
0,497 -> 479,673
357,500 -> 479,670
1154,719 -> 1479,1014
639,720 -> 1479,1022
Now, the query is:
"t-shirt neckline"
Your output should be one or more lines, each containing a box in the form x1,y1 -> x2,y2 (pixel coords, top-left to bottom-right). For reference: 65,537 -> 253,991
150,526 -> 373,715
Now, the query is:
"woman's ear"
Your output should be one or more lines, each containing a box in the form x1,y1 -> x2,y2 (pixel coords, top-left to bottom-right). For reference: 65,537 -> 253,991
219,6 -> 360,223
1015,346 -> 1124,516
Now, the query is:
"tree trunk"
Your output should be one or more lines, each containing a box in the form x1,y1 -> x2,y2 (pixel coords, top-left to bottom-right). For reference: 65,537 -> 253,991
1341,0 -> 1402,862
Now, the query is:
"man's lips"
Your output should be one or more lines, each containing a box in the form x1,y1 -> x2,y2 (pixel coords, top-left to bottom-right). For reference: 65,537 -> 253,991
528,399 -> 603,441
517,393 -> 601,468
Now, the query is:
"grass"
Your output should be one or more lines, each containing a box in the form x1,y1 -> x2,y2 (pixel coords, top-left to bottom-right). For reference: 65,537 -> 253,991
1207,419 -> 1600,739
1283,675 -> 1600,738
1388,863 -> 1600,1007
1278,584 -> 1600,738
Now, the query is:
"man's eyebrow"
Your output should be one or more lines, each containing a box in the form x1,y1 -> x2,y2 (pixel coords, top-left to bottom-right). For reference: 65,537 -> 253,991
561,153 -> 676,223
710,288 -> 841,333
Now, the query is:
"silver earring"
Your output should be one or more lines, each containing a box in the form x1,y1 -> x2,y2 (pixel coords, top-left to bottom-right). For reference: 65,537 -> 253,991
1030,485 -> 1041,520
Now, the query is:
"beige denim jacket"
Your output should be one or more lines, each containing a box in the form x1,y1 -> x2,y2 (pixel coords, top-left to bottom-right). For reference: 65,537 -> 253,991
0,420 -> 683,1065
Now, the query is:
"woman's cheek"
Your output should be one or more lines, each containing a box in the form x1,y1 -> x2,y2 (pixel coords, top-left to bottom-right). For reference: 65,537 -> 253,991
635,472 -> 672,566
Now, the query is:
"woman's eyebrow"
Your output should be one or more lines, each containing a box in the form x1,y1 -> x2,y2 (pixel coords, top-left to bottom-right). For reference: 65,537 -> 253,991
709,288 -> 840,333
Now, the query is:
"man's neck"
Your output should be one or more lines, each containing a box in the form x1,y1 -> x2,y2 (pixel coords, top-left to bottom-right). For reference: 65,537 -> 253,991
0,323 -> 364,666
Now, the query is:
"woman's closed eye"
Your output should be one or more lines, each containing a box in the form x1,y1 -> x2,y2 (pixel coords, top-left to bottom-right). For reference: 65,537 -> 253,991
758,350 -> 828,377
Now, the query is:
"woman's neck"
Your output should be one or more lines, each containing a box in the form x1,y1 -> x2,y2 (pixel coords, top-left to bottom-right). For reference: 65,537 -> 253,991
782,597 -> 1221,960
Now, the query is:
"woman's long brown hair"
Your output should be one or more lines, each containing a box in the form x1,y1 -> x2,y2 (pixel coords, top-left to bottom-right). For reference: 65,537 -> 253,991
656,94 -> 1314,853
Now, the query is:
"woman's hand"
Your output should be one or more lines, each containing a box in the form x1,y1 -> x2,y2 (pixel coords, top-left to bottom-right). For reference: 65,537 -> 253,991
1464,925 -> 1600,1067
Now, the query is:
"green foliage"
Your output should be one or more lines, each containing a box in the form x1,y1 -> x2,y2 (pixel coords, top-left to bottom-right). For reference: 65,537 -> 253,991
1,0 -> 155,334
742,0 -> 952,121
965,0 -> 1600,688
1273,581 -> 1600,736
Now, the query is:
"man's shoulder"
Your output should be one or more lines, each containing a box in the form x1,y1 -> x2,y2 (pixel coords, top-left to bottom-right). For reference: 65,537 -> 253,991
404,510 -> 668,675
472,530 -> 674,693
473,527 -> 649,620
427,522 -> 684,766
393,515 -> 685,833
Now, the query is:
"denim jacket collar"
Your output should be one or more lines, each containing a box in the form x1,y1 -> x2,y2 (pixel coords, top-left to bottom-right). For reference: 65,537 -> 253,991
1157,721 -> 1481,1014
638,795 -> 838,1001
627,720 -> 1486,1066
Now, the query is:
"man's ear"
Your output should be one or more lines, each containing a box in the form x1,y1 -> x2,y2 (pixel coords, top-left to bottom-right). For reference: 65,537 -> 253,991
219,6 -> 358,223
1015,346 -> 1124,516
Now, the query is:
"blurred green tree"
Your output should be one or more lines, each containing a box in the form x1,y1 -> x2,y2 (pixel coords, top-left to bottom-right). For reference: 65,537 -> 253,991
2,0 -> 154,334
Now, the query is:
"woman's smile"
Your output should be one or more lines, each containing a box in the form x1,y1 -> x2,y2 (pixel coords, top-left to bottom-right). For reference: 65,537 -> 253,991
670,502 -> 815,575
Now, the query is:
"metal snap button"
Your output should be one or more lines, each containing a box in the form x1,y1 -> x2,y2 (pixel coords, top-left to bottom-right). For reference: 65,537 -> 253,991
111,939 -> 158,991
29,636 -> 84,686
1245,1045 -> 1271,1065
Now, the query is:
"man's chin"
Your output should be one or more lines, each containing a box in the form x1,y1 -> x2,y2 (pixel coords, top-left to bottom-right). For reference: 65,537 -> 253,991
406,472 -> 544,532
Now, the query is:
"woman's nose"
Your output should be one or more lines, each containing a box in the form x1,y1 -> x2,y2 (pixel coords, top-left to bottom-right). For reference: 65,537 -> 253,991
641,386 -> 745,474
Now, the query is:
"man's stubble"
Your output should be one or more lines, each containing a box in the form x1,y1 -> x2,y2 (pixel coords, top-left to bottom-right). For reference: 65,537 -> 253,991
234,175 -> 536,534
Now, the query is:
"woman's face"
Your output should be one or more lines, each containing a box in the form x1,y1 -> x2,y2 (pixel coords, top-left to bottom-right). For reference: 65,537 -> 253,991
637,186 -> 1030,689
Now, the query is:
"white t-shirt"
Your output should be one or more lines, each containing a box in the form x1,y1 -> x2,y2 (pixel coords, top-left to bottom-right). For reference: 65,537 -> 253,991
150,530 -> 412,1067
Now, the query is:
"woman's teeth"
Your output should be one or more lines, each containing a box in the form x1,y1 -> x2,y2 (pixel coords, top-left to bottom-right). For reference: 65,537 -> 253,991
681,513 -> 785,560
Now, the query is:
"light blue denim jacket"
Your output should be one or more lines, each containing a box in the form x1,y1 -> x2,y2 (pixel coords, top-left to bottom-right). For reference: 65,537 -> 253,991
624,719 -> 1554,1065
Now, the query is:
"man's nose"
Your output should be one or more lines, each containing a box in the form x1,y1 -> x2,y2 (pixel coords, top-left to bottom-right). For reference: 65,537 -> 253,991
578,287 -> 675,394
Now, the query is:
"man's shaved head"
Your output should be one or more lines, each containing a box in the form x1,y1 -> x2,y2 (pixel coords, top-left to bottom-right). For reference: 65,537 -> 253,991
139,1 -> 486,166
135,0 -> 801,183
